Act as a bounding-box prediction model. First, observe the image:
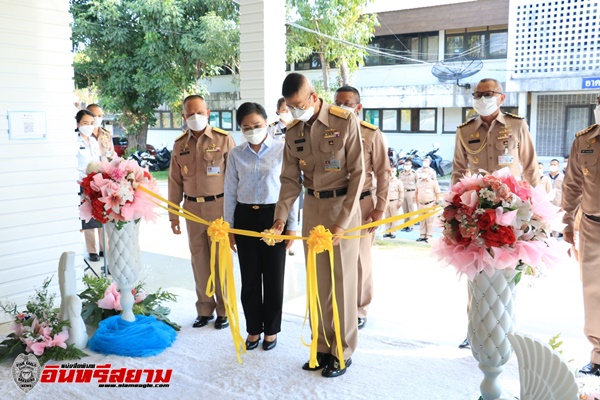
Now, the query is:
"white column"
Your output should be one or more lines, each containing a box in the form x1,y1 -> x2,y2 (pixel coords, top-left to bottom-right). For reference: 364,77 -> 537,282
239,0 -> 286,118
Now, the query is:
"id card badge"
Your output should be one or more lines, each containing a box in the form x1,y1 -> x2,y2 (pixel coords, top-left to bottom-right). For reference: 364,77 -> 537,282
324,158 -> 341,172
207,166 -> 221,176
498,155 -> 514,165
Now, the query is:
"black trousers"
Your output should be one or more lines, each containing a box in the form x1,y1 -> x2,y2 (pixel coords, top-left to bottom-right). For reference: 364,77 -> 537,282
234,203 -> 287,335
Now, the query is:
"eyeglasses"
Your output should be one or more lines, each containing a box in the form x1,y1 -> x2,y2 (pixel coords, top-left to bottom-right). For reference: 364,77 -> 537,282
287,93 -> 314,111
472,91 -> 503,99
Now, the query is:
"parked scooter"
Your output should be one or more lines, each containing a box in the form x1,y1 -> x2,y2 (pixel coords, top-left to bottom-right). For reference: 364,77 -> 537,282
424,144 -> 444,177
154,144 -> 171,171
129,150 -> 158,171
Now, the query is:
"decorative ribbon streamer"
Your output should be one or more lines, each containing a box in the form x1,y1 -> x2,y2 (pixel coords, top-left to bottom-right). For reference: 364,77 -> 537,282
138,186 -> 443,365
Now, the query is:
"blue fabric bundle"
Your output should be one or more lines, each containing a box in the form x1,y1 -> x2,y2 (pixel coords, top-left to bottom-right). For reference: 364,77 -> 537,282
89,315 -> 177,357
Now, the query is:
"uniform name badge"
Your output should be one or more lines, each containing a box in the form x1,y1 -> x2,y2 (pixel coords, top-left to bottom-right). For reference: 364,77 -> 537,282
498,154 -> 514,165
207,166 -> 221,176
324,158 -> 341,171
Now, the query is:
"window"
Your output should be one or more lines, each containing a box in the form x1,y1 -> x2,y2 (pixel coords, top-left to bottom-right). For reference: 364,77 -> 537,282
443,108 -> 463,133
152,111 -> 181,130
445,26 -> 508,59
294,53 -> 335,70
209,110 -> 234,130
363,108 -> 437,133
365,32 -> 439,66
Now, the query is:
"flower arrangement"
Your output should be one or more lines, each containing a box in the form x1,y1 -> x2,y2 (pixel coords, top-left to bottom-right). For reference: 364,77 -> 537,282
432,167 -> 571,280
79,275 -> 180,331
79,157 -> 158,229
0,277 -> 88,364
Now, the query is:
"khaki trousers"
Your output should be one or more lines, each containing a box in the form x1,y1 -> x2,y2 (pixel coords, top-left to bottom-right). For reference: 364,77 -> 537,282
302,194 -> 360,360
579,216 -> 600,364
418,202 -> 435,238
401,191 -> 416,223
357,193 -> 376,318
84,228 -> 106,253
184,197 -> 225,317
383,200 -> 400,232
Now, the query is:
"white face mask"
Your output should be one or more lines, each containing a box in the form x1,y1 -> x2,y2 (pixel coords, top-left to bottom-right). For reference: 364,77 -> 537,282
539,169 -> 544,175
291,106 -> 314,122
549,165 -> 559,172
421,173 -> 430,180
404,165 -> 411,171
339,105 -> 356,113
563,162 -> 568,169
279,112 -> 293,123
594,104 -> 600,125
93,117 -> 103,128
79,125 -> 94,137
422,161 -> 430,167
186,114 -> 208,132
473,97 -> 499,117
243,127 -> 267,145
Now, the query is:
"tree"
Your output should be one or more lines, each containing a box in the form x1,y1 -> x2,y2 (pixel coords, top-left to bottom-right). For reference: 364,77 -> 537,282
71,0 -> 239,150
286,0 -> 378,94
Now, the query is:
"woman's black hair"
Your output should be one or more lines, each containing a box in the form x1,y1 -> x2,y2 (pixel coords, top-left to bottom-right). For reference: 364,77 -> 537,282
76,109 -> 95,123
236,102 -> 267,126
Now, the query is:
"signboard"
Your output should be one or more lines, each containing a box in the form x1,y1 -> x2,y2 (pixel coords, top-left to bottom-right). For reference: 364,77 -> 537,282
8,111 -> 47,140
582,77 -> 600,89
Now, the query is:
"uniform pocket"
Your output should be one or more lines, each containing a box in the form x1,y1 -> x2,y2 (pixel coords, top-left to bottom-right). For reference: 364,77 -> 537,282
177,154 -> 196,177
580,154 -> 598,182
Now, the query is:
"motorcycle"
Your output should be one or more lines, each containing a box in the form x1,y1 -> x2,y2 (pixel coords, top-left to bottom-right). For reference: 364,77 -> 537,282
154,144 -> 171,171
129,150 -> 158,171
424,146 -> 444,178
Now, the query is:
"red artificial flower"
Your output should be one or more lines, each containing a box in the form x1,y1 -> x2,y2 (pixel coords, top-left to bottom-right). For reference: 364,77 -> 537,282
455,230 -> 471,245
443,206 -> 457,222
477,209 -> 496,231
481,225 -> 516,248
452,194 -> 462,208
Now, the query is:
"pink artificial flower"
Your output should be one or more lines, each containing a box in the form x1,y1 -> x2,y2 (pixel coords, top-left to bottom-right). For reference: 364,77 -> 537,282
25,339 -> 48,356
90,172 -> 110,192
47,331 -> 69,349
79,200 -> 94,222
496,184 -> 511,200
460,190 -> 479,209
97,283 -> 122,311
495,208 -> 518,227
110,166 -> 126,182
133,288 -> 147,303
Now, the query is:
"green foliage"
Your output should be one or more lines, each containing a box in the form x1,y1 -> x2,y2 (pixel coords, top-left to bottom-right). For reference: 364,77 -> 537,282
70,0 -> 239,150
286,0 -> 378,88
548,332 -> 563,354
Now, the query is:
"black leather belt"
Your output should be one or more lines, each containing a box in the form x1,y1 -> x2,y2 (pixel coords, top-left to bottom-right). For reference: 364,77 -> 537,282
405,189 -> 415,192
307,187 -> 348,199
359,190 -> 372,200
238,203 -> 275,210
420,200 -> 434,205
584,213 -> 600,223
389,199 -> 398,202
185,193 -> 224,203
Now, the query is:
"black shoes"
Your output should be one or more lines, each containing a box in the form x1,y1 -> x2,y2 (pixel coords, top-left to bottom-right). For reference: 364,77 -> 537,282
322,356 -> 352,378
416,237 -> 428,243
579,362 -> 600,376
383,233 -> 391,238
404,227 -> 413,232
193,314 -> 215,328
458,338 -> 470,349
263,337 -> 277,351
99,251 -> 104,257
389,234 -> 396,239
214,316 -> 229,329
245,338 -> 260,350
88,253 -> 100,262
302,352 -> 332,371
358,318 -> 366,330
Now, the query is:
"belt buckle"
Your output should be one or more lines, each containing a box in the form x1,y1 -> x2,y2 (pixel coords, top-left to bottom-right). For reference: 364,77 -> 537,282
252,205 -> 259,210
196,196 -> 205,203
314,191 -> 320,199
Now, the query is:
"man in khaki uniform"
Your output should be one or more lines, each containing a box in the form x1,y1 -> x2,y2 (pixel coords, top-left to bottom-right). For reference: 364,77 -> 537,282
383,174 -> 404,239
563,117 -> 600,375
399,159 -> 418,232
334,85 -> 391,331
451,78 -> 540,187
538,162 -> 552,194
272,73 -> 364,378
415,171 -> 440,243
169,95 -> 236,329
453,78 -> 541,350
416,156 -> 437,180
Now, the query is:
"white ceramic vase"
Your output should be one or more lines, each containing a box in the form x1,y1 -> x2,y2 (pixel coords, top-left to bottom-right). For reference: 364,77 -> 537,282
105,221 -> 141,322
468,268 -> 517,400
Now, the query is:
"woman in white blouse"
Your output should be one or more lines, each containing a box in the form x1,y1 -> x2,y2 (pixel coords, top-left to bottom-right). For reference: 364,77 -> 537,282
224,102 -> 298,352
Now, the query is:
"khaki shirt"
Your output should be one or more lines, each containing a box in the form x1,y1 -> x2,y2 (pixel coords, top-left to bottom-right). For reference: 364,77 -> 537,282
416,166 -> 437,180
548,172 -> 564,208
274,101 -> 365,229
96,127 -> 114,158
387,176 -> 404,203
540,174 -> 552,194
451,113 -> 540,187
399,169 -> 418,191
562,124 -> 600,231
168,126 -> 236,221
360,120 -> 391,211
416,178 -> 440,204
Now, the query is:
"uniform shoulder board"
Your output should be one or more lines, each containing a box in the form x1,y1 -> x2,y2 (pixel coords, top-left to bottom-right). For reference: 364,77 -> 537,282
576,124 -> 599,137
269,121 -> 277,127
504,112 -> 524,119
174,131 -> 188,142
457,117 -> 476,129
287,119 -> 301,130
329,105 -> 351,120
360,120 -> 378,131
212,127 -> 229,136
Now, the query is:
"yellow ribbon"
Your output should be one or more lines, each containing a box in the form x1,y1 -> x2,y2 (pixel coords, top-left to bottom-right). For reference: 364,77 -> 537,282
138,186 -> 442,365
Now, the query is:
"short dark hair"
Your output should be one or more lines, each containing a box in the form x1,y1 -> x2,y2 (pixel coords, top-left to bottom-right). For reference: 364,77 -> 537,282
75,109 -> 94,123
276,97 -> 286,110
538,162 -> 544,167
236,102 -> 267,126
87,103 -> 101,110
478,78 -> 503,92
282,73 -> 308,98
551,158 -> 560,163
335,85 -> 361,102
564,155 -> 570,160
183,94 -> 205,107
404,159 -> 412,165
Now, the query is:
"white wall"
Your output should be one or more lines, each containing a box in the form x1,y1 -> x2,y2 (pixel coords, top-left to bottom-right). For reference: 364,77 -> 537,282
0,0 -> 82,322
